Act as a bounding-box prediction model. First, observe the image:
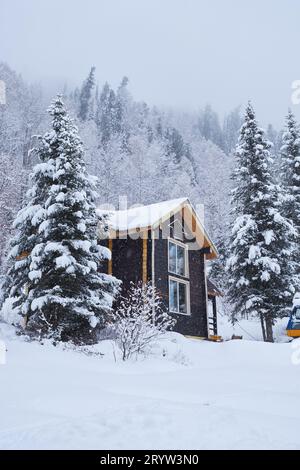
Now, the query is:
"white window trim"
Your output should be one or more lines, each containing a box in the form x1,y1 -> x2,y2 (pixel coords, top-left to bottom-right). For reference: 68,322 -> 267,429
168,237 -> 189,278
168,275 -> 191,316
168,219 -> 184,241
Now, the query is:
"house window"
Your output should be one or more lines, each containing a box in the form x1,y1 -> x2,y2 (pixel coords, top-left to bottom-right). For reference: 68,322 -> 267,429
168,219 -> 184,240
168,239 -> 188,277
169,277 -> 190,315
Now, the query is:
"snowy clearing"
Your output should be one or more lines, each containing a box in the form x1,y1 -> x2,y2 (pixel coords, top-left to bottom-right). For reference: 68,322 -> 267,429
0,324 -> 300,450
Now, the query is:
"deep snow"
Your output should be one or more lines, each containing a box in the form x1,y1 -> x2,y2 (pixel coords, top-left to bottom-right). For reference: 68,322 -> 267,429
0,322 -> 300,450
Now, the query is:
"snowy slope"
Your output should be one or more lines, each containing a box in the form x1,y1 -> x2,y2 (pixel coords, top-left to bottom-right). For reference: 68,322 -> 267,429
0,325 -> 300,450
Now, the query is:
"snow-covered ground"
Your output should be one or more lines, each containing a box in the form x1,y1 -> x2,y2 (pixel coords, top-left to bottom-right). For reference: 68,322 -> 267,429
1,321 -> 300,450
218,312 -> 291,342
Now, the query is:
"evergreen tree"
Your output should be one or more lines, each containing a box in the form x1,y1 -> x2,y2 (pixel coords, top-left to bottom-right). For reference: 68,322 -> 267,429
78,66 -> 96,122
115,76 -> 130,131
197,104 -> 224,150
114,76 -> 131,147
165,127 -> 187,164
5,96 -> 120,343
223,107 -> 242,155
96,82 -> 117,145
226,103 -> 295,342
280,110 -> 300,287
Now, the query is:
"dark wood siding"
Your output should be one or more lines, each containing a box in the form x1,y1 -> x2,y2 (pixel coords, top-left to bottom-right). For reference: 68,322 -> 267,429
100,216 -> 209,337
153,233 -> 208,337
111,237 -> 143,293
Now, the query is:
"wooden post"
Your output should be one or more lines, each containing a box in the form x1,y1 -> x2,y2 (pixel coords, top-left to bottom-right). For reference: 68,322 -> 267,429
108,239 -> 113,275
212,296 -> 218,335
142,235 -> 148,284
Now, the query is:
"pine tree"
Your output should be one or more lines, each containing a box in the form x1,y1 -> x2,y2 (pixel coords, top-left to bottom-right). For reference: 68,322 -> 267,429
95,82 -> 117,145
78,66 -> 96,122
226,103 -> 295,342
5,96 -> 120,343
280,110 -> 300,289
114,76 -> 131,147
223,107 -> 242,155
197,104 -> 224,150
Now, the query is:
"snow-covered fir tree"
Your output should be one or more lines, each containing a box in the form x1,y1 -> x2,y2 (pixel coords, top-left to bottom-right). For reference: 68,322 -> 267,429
280,111 -> 300,288
5,96 -> 120,343
281,112 -> 300,212
78,66 -> 96,122
95,82 -> 117,145
226,103 -> 296,342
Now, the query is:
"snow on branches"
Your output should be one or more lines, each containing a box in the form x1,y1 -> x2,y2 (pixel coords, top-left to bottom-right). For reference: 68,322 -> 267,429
2,96 -> 120,343
112,282 -> 176,361
226,103 -> 296,342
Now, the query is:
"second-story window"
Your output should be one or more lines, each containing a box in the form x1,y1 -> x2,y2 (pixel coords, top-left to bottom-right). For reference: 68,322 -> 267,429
168,239 -> 188,278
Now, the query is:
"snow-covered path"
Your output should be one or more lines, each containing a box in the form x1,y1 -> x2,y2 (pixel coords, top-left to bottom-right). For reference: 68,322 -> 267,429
0,330 -> 300,450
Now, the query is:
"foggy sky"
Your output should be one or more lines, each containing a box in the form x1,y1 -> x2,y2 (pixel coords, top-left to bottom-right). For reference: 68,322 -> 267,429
1,0 -> 300,127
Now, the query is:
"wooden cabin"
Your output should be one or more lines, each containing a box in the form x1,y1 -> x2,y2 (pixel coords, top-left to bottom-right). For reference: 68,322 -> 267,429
97,198 -> 220,339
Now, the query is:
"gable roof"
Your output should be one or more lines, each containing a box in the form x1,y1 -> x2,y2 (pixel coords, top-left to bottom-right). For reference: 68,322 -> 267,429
97,197 -> 218,259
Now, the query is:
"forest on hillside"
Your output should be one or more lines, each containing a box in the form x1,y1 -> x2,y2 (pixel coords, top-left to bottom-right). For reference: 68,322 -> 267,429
0,65 -> 237,257
0,63 -> 283,275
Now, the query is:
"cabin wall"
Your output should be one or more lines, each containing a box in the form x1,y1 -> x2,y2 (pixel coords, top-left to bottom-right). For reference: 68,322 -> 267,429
154,224 -> 208,338
110,237 -> 144,292
100,221 -> 209,338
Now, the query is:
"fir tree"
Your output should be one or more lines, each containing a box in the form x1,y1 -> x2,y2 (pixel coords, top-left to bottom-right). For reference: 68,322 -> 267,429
280,110 -> 300,288
78,66 -> 96,122
223,107 -> 242,155
95,82 -> 117,145
226,103 -> 295,342
114,76 -> 131,148
115,76 -> 130,132
198,104 -> 224,150
5,96 -> 120,343
280,111 -> 300,229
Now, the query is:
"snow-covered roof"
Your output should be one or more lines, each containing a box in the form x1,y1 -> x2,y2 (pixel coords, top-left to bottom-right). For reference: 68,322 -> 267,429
97,197 -> 218,259
97,198 -> 187,232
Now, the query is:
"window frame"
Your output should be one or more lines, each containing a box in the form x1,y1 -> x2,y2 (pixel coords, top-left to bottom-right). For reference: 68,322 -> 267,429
168,238 -> 189,278
168,276 -> 191,316
168,219 -> 184,241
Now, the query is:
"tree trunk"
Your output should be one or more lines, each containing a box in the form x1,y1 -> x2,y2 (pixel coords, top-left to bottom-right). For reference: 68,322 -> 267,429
260,314 -> 266,342
265,316 -> 274,343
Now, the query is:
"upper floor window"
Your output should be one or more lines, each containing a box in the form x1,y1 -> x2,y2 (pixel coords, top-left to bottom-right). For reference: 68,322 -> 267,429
168,219 -> 184,240
168,239 -> 188,278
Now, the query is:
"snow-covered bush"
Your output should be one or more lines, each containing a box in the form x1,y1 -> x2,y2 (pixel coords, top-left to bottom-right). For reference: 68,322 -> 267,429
0,296 -> 21,326
112,282 -> 176,361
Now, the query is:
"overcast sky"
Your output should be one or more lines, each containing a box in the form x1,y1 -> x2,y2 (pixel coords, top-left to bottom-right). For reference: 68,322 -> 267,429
1,0 -> 300,126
